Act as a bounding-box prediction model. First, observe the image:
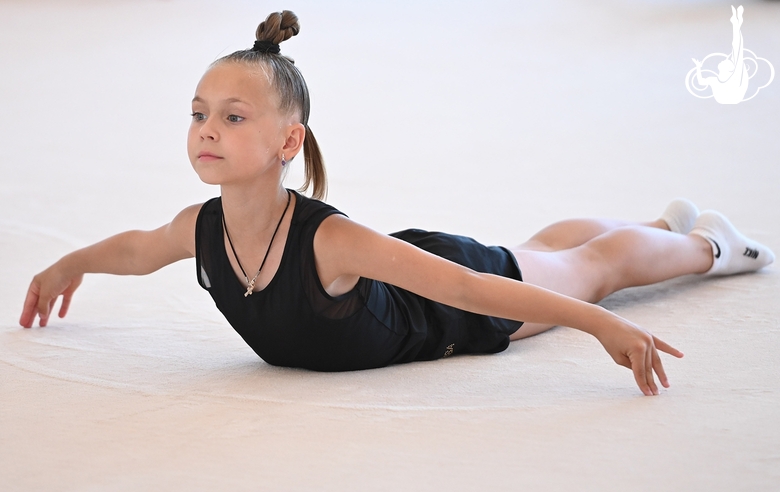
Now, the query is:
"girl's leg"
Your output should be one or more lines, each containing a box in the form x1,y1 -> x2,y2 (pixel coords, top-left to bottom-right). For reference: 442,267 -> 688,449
509,227 -> 713,339
519,198 -> 699,252
519,218 -> 668,252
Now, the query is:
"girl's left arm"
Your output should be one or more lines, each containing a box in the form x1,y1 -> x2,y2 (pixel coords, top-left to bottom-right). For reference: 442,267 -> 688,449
315,215 -> 683,396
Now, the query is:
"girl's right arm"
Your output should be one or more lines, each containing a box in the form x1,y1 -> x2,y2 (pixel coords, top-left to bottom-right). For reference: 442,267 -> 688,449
19,204 -> 202,328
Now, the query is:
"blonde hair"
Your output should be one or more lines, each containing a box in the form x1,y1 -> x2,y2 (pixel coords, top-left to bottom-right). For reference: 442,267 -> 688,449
214,11 -> 327,200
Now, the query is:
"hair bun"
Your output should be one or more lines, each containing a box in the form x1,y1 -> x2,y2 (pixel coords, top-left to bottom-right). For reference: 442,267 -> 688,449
255,11 -> 300,45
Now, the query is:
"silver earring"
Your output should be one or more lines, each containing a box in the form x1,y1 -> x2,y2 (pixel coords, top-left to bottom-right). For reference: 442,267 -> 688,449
281,154 -> 286,167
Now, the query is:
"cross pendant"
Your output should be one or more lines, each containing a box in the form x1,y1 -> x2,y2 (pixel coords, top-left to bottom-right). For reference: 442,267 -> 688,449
244,278 -> 256,297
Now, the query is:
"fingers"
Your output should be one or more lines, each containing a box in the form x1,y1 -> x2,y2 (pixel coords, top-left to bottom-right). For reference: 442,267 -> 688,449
653,336 -> 684,358
20,279 -> 56,328
21,271 -> 82,328
645,348 -> 658,395
24,294 -> 65,328
629,351 -> 652,397
603,319 -> 681,396
34,291 -> 55,327
39,297 -> 56,327
629,347 -> 658,396
651,335 -> 682,389
652,348 -> 670,389
59,293 -> 72,318
632,337 -> 680,395
59,276 -> 81,319
19,283 -> 41,328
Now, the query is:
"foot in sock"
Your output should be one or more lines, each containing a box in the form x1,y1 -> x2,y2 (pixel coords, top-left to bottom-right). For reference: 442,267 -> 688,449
690,210 -> 775,275
660,198 -> 700,234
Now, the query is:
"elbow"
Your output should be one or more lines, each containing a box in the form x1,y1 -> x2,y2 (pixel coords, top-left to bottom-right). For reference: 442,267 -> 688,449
120,230 -> 165,276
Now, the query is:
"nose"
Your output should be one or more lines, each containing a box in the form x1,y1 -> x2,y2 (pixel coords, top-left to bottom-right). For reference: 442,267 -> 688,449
199,117 -> 218,141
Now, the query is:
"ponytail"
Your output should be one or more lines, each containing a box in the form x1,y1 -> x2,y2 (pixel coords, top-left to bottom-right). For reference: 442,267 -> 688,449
300,125 -> 327,201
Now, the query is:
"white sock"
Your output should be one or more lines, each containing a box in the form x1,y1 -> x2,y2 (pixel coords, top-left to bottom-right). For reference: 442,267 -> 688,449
690,210 -> 775,275
660,198 -> 700,234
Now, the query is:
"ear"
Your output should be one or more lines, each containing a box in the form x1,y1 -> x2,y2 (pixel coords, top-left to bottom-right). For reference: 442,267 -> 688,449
281,122 -> 305,161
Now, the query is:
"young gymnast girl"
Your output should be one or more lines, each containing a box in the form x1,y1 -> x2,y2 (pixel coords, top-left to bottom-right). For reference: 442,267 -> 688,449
19,11 -> 774,396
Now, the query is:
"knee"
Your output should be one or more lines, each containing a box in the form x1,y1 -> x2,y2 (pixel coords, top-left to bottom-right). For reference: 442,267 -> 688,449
579,226 -> 646,300
575,245 -> 616,302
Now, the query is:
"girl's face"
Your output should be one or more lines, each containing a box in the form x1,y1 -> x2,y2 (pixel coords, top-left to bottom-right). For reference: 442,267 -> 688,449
187,62 -> 291,186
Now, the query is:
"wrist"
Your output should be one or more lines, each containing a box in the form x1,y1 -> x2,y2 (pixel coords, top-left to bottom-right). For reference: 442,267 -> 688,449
573,304 -> 615,338
57,250 -> 87,277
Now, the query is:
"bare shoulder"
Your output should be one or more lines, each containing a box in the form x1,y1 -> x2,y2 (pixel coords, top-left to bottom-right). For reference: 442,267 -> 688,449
314,213 -> 404,266
310,213 -> 375,295
164,203 -> 205,258
171,202 -> 204,226
313,213 -> 436,273
315,213 -> 380,251
313,214 -> 475,305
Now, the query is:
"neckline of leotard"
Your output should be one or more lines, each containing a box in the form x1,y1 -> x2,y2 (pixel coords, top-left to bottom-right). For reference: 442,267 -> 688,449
220,189 -> 299,297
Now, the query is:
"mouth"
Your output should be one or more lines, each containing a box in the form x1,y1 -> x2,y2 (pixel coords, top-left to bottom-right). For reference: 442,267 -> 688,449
197,151 -> 223,161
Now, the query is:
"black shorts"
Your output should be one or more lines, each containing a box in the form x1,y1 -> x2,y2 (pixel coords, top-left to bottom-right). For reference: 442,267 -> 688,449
390,229 -> 524,360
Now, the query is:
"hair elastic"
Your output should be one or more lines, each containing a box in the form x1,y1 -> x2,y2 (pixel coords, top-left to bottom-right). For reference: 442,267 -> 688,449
252,40 -> 281,54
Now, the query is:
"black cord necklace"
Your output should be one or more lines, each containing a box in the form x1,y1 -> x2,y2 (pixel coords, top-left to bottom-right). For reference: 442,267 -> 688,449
223,189 -> 291,297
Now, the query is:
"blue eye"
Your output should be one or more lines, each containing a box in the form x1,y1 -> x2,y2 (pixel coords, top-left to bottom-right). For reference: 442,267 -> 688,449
191,112 -> 206,121
227,114 -> 244,123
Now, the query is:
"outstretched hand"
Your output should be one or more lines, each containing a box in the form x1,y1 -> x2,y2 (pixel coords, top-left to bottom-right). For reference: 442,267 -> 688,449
593,316 -> 684,396
20,262 -> 83,328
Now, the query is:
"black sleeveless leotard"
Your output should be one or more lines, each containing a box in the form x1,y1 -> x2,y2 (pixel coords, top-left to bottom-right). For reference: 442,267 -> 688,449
195,190 -> 524,371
